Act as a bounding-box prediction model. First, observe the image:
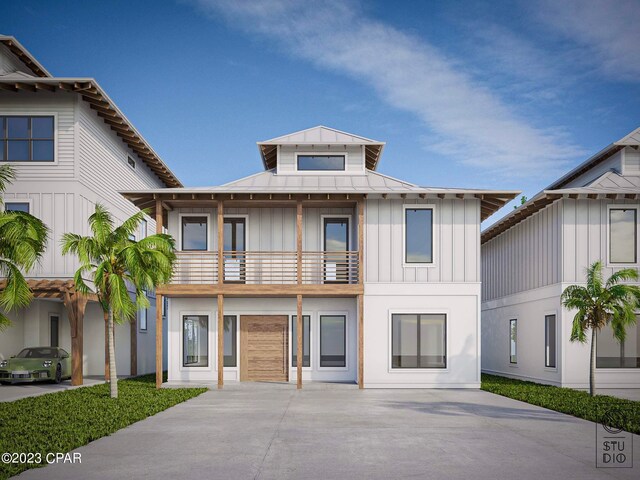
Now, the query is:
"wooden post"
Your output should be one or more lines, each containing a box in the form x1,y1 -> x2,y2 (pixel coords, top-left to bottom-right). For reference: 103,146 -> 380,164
296,200 -> 303,389
155,199 -> 163,389
217,200 -> 224,285
358,199 -> 364,389
296,294 -> 303,389
73,295 -> 87,386
104,311 -> 109,381
218,294 -> 224,389
130,312 -> 137,377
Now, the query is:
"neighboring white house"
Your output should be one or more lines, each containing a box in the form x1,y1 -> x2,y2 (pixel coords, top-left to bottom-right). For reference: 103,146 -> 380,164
121,126 -> 517,388
0,36 -> 182,383
481,127 -> 640,388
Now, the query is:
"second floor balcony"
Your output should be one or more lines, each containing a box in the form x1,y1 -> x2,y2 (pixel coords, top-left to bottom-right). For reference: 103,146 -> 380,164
172,250 -> 360,285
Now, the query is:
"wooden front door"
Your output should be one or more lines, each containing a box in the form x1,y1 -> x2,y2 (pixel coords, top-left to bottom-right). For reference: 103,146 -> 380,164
240,315 -> 289,382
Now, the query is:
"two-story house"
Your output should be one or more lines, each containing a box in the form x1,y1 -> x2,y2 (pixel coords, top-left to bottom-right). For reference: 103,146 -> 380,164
0,36 -> 182,384
481,127 -> 640,388
122,126 -> 517,388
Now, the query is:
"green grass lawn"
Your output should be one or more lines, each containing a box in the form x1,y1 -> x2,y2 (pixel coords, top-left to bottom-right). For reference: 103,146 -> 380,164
0,374 -> 206,479
482,373 -> 640,435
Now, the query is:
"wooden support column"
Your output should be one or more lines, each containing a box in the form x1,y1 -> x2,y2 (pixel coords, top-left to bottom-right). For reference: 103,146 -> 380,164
73,295 -> 87,386
358,199 -> 364,389
217,294 -> 224,389
155,199 -> 163,389
296,200 -> 303,389
217,200 -> 224,285
130,312 -> 137,377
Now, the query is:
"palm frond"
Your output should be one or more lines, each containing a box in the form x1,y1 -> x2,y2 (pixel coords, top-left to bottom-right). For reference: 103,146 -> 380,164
88,204 -> 114,245
606,268 -> 640,288
0,164 -> 16,197
0,259 -> 33,311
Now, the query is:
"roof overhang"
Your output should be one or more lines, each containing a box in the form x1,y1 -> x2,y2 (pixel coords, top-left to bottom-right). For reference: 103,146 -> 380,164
481,189 -> 640,244
0,77 -> 182,188
0,36 -> 51,77
121,189 -> 518,221
257,142 -> 385,171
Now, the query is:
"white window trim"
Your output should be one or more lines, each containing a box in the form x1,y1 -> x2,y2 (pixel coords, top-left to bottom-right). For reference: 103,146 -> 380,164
320,214 -> 353,251
178,213 -> 211,252
138,307 -> 148,333
294,151 -> 350,175
402,204 -> 438,268
2,198 -> 33,213
543,310 -> 558,372
606,204 -> 639,267
179,310 -> 213,371
317,310 -> 350,371
387,309 -> 450,373
289,313 -> 313,371
509,317 -> 518,367
0,112 -> 58,165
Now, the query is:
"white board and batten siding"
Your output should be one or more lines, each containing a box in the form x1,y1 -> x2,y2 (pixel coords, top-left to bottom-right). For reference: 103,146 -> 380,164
482,201 -> 562,301
277,145 -> 365,175
365,198 -> 480,284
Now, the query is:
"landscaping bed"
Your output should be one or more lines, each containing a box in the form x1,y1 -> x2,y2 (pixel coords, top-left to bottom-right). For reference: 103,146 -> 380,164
0,374 -> 206,479
481,373 -> 640,435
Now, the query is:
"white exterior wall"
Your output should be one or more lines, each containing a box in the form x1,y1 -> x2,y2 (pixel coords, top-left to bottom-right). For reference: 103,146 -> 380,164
366,198 -> 480,283
0,44 -> 30,75
364,283 -> 481,388
167,297 -> 357,383
623,147 -> 640,175
277,145 -> 365,174
559,150 -> 622,188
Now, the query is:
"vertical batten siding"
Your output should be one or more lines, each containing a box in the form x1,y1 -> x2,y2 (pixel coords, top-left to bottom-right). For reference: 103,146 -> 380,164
561,198 -> 640,282
77,101 -> 164,223
482,200 -> 562,301
0,92 -> 76,179
365,198 -> 480,283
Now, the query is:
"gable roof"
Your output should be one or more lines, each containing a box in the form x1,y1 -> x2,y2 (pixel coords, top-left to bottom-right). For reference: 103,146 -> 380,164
482,126 -> 640,244
257,126 -> 385,171
0,35 -> 51,77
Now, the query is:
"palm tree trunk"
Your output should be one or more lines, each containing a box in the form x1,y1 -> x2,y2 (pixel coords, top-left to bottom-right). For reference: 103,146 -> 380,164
590,328 -> 597,396
107,309 -> 118,398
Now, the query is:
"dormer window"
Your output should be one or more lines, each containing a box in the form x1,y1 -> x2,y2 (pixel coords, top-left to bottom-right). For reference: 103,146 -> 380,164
297,154 -> 345,171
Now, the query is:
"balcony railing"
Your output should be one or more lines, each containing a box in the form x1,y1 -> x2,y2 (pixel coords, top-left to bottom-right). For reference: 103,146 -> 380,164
172,251 -> 360,285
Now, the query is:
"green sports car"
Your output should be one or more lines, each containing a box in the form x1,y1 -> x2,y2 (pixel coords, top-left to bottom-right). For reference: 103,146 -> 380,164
0,347 -> 72,384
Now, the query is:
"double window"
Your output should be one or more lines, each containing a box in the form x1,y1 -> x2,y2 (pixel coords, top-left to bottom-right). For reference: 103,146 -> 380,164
597,314 -> 640,368
609,207 -> 637,264
405,207 -> 433,264
0,116 -> 54,162
545,314 -> 556,368
297,155 -> 345,171
291,315 -> 311,367
391,314 -> 446,368
509,319 -> 517,364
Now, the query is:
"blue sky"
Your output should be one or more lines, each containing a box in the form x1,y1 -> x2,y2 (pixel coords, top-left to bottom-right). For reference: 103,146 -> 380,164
3,0 -> 639,225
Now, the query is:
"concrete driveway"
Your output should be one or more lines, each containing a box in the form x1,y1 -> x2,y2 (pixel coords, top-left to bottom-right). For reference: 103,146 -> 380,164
0,377 -> 104,402
17,384 -> 639,480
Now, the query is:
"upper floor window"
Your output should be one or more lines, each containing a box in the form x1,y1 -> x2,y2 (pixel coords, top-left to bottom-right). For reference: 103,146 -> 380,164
181,216 -> 208,251
3,202 -> 30,213
297,155 -> 345,171
0,116 -> 54,162
127,156 -> 136,170
609,207 -> 637,264
405,207 -> 433,264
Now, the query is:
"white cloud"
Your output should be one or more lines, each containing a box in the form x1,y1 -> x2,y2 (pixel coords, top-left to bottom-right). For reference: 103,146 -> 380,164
536,0 -> 640,81
191,0 -> 583,178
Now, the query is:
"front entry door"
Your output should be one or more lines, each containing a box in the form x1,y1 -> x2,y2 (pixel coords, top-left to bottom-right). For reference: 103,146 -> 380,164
240,315 -> 288,382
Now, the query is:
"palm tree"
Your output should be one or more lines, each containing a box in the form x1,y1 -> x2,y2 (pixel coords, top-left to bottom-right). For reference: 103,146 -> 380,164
0,165 -> 49,329
561,261 -> 640,396
62,204 -> 175,398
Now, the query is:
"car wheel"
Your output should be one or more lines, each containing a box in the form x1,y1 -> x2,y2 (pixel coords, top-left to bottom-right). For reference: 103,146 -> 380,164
54,364 -> 62,384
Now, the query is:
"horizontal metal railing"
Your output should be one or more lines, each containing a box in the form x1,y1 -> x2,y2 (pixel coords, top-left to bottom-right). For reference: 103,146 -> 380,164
172,251 -> 360,285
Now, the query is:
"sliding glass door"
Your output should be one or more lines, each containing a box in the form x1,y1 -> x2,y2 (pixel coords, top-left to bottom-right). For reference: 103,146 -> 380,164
224,217 -> 246,283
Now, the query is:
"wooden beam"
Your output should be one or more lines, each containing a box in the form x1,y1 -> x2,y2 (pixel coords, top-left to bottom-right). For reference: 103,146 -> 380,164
297,201 -> 302,285
217,294 -> 224,389
297,294 -> 303,390
358,199 -> 364,285
155,199 -> 163,389
157,283 -> 364,297
71,294 -> 87,386
218,200 -> 224,284
130,313 -> 138,377
358,293 -> 364,389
